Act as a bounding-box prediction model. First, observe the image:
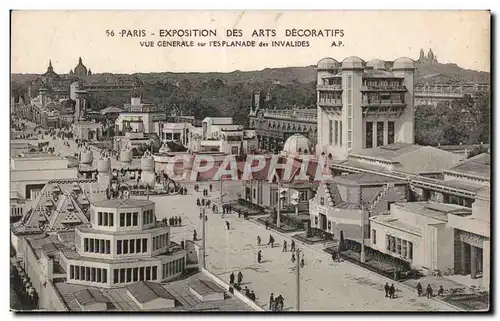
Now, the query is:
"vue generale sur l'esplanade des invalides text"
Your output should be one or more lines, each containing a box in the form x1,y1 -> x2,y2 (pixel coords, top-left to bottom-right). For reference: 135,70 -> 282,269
111,29 -> 345,48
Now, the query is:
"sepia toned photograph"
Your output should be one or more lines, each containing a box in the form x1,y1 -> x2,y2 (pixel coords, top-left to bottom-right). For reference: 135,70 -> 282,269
9,10 -> 491,312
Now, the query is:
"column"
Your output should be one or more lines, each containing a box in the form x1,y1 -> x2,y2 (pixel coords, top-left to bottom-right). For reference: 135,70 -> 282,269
483,240 -> 490,290
460,242 -> 467,275
372,123 -> 377,149
384,120 -> 388,145
470,245 -> 477,279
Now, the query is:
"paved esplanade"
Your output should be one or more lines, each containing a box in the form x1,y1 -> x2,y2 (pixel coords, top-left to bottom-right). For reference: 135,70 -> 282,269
148,185 -> 453,312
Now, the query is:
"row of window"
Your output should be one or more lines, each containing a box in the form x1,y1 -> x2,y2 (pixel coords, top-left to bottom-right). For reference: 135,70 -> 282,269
84,238 -> 111,254
69,265 -> 108,283
162,258 -> 186,279
11,207 -> 23,216
363,80 -> 401,87
385,234 -> 413,260
143,210 -> 155,225
117,238 -> 148,255
365,121 -> 395,149
119,212 -> 139,227
97,212 -> 114,227
347,76 -> 353,149
153,234 -> 169,251
113,266 -> 158,284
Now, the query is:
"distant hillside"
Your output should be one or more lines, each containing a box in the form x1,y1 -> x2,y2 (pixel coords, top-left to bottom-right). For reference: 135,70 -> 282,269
11,60 -> 489,86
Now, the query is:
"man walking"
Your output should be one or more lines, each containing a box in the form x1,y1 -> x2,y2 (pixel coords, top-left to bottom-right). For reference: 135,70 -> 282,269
229,272 -> 235,284
226,220 -> 230,230
237,271 -> 243,284
290,240 -> 295,252
384,282 -> 390,298
268,235 -> 275,248
265,220 -> 269,230
282,240 -> 287,252
426,285 -> 433,299
389,284 -> 395,299
416,282 -> 423,297
257,236 -> 261,246
257,250 -> 262,264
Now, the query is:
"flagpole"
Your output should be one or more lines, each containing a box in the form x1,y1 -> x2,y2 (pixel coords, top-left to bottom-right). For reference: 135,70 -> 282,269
277,180 -> 281,229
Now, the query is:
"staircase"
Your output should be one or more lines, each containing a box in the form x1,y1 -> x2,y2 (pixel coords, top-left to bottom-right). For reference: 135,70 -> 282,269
369,183 -> 401,212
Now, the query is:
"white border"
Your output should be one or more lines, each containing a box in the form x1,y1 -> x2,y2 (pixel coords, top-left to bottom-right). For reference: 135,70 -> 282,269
2,1 -> 498,320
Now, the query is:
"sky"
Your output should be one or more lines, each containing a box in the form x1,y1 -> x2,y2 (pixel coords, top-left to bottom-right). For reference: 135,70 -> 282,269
10,10 -> 491,74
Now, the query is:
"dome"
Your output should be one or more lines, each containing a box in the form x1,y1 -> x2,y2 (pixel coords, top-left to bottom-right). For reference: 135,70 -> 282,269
282,134 -> 312,156
393,57 -> 415,70
97,158 -> 111,173
74,57 -> 88,77
120,149 -> 132,163
366,59 -> 386,70
342,56 -> 364,69
316,58 -> 339,70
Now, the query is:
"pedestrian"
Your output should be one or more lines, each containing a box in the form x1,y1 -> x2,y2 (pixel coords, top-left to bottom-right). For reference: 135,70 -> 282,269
212,204 -> 216,212
258,250 -> 262,263
202,199 -> 205,206
197,198 -> 201,206
416,282 -> 423,297
291,253 -> 296,263
237,271 -> 243,284
178,217 -> 182,226
180,240 -> 185,249
426,285 -> 433,299
282,240 -> 287,252
268,235 -> 274,247
300,257 -> 305,268
290,240 -> 295,252
245,287 -> 250,297
229,272 -> 235,284
384,282 -> 390,298
174,216 -> 178,226
437,285 -> 444,296
226,221 -> 230,230
269,293 -> 274,311
250,291 -> 256,301
389,284 -> 395,299
277,295 -> 284,311
193,230 -> 198,241
209,184 -> 213,192
265,220 -> 269,230
199,211 -> 203,220
238,211 -> 241,219
257,236 -> 261,246
169,217 -> 173,226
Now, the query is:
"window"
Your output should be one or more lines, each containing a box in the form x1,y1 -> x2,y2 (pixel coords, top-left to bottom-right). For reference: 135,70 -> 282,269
106,240 -> 111,254
109,213 -> 114,227
388,121 -> 395,144
98,212 -> 103,225
299,191 -> 307,202
136,239 -> 142,253
339,121 -> 343,146
85,267 -> 90,281
133,213 -> 138,226
386,235 -> 391,251
91,268 -> 96,282
100,240 -> 105,254
70,265 -> 75,279
130,239 -> 135,253
117,240 -> 122,255
152,266 -> 158,280
120,213 -> 125,227
133,268 -> 139,282
95,239 -> 100,253
408,242 -> 413,260
146,267 -> 151,281
142,238 -> 148,253
120,268 -> 125,283
140,267 -> 145,281
75,266 -> 80,280
127,268 -> 132,282
113,269 -> 119,284
89,239 -> 94,252
372,229 -> 377,244
328,120 -> 333,145
126,213 -> 132,227
103,212 -> 108,226
387,201 -> 395,211
123,240 -> 129,254
334,120 -> 339,145
102,269 -> 107,283
377,122 -> 384,147
320,197 -> 325,206
84,238 -> 89,252
365,122 -> 373,148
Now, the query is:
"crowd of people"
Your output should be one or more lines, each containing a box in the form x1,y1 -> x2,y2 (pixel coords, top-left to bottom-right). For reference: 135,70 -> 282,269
269,293 -> 285,311
161,216 -> 182,227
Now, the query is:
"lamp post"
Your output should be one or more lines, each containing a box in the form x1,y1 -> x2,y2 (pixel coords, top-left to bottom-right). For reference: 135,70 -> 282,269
296,248 -> 301,311
202,207 -> 207,269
